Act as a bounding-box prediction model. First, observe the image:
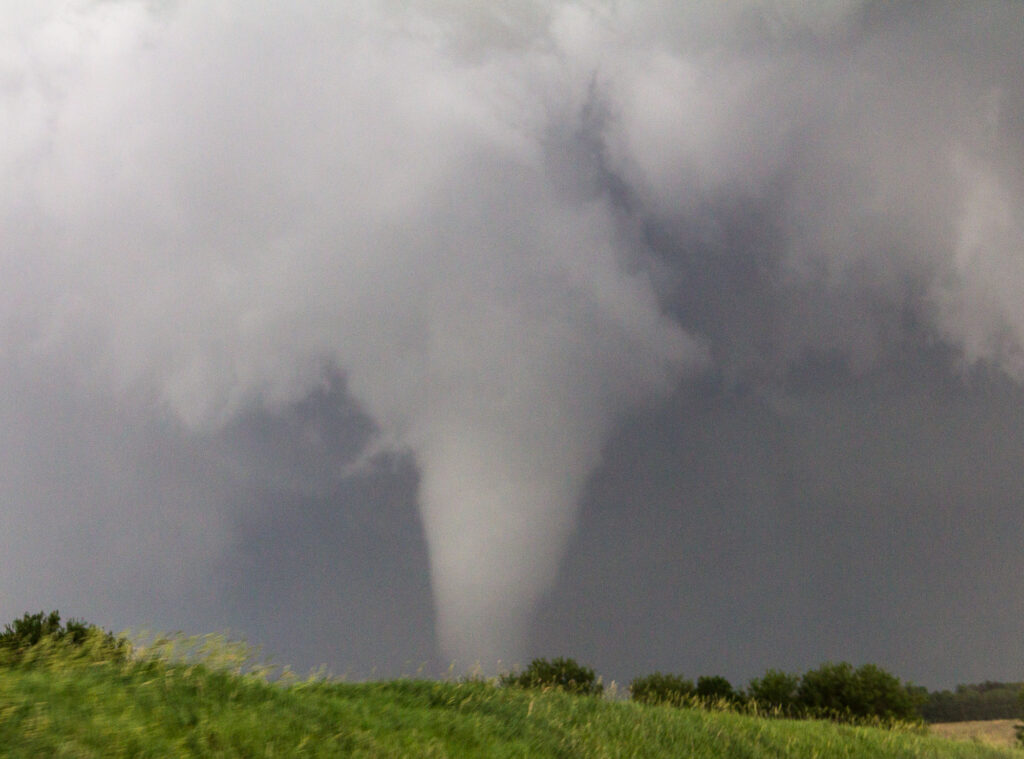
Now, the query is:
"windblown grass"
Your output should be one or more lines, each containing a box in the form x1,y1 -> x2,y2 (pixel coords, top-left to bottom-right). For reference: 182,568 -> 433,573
0,635 -> 1019,757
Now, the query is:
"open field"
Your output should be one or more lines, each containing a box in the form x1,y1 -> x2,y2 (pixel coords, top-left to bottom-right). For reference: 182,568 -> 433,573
931,720 -> 1021,750
0,638 -> 1020,758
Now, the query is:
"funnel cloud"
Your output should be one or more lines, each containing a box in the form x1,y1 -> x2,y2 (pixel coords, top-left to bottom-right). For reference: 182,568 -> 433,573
2,1 -> 1024,685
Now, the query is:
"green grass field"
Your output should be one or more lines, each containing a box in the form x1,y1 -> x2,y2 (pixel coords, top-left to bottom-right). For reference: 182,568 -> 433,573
0,637 -> 1020,758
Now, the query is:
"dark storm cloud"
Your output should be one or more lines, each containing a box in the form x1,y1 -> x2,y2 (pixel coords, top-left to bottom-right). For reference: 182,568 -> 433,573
533,349 -> 1024,688
1,1 -> 1023,686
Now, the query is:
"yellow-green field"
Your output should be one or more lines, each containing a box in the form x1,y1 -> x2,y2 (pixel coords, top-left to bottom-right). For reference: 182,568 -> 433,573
930,720 -> 1021,750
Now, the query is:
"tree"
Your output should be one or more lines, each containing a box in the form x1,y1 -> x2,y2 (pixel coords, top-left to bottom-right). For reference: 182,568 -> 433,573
796,662 -> 921,722
853,663 -> 922,721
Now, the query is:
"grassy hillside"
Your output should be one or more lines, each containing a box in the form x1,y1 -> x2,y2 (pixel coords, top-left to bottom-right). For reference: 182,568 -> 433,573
0,640 -> 1020,758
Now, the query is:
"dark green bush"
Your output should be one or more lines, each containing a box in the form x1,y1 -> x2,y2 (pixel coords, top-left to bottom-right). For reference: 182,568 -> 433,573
500,657 -> 603,696
0,610 -> 128,665
796,662 -> 921,723
695,675 -> 741,705
629,672 -> 695,706
747,669 -> 800,714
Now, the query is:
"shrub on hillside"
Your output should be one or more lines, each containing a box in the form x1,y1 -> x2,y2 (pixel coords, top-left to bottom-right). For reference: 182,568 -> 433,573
0,610 -> 128,665
747,669 -> 800,715
500,657 -> 603,696
695,675 -> 742,705
629,672 -> 695,706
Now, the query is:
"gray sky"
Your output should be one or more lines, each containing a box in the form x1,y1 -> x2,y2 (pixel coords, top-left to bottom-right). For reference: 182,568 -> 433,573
2,0 -> 1023,690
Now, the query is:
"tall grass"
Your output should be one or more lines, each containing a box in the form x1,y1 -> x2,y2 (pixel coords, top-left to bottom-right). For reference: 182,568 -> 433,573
0,634 -> 1018,757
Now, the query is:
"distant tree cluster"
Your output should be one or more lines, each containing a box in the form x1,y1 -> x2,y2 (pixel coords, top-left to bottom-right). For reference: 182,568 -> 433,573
628,667 -> 1024,726
630,662 -> 924,724
502,655 -> 926,725
917,681 -> 1024,722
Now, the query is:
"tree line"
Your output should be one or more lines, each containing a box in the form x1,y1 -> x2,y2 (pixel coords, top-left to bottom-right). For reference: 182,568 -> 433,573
915,681 -> 1024,723
501,657 -> 1024,726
